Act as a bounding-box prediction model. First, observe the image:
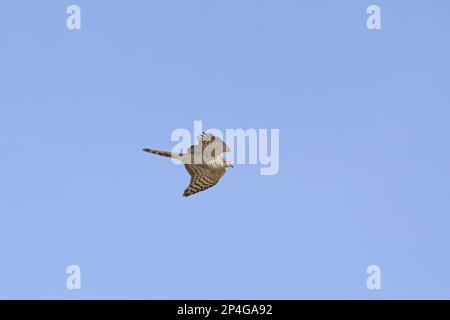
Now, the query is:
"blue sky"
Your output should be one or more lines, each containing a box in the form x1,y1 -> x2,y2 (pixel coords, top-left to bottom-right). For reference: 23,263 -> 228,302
1,0 -> 450,299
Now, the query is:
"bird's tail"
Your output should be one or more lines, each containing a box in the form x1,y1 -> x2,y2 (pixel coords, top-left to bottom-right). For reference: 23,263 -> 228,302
143,148 -> 181,159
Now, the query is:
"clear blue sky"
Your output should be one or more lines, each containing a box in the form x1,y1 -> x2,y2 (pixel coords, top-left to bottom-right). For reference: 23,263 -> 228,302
1,0 -> 450,299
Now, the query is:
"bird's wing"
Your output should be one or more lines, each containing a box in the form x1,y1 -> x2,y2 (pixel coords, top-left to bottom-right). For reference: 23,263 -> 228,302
187,133 -> 213,152
183,164 -> 226,197
187,132 -> 228,157
197,132 -> 216,145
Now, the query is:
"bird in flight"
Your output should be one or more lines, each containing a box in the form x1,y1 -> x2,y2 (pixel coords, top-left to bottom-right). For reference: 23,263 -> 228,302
143,133 -> 234,197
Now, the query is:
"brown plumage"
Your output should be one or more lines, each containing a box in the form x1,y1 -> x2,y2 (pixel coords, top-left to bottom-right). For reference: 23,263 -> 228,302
143,133 -> 233,197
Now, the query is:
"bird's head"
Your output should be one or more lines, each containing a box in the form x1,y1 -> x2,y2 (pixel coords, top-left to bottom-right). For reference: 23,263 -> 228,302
222,142 -> 231,153
210,137 -> 231,154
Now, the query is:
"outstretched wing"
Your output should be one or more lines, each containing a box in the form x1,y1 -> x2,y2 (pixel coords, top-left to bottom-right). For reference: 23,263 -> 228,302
197,132 -> 216,145
187,132 -> 230,156
183,164 -> 226,197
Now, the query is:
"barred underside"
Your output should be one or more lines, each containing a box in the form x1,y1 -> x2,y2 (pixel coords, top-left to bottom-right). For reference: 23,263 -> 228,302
183,165 -> 226,197
143,133 -> 231,197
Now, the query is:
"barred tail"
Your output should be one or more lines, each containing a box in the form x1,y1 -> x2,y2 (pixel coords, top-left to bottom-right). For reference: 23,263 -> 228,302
142,148 -> 174,158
